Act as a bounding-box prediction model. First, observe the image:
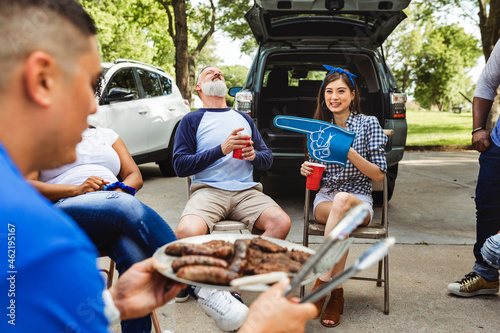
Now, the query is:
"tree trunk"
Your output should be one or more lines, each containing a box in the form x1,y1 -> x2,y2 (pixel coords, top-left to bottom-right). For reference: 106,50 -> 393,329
476,0 -> 500,130
171,0 -> 189,99
401,64 -> 410,92
188,56 -> 196,101
158,0 -> 217,102
186,0 -> 216,103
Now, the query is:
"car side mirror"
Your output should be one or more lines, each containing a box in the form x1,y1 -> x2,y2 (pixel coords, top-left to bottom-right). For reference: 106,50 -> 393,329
100,88 -> 135,105
229,87 -> 242,97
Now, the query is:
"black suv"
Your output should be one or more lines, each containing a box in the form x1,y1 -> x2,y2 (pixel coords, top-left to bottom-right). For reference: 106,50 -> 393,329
232,0 -> 409,199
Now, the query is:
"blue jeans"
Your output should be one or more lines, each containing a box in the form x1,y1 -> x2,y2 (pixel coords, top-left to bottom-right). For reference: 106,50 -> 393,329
473,143 -> 500,281
482,233 -> 500,270
55,191 -> 177,333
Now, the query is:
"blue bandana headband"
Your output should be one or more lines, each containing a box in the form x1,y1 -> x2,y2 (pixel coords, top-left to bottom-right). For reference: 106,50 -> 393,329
322,65 -> 357,89
103,181 -> 136,196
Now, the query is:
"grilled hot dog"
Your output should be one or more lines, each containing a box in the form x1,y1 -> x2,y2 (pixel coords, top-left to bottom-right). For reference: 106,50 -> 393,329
171,255 -> 228,272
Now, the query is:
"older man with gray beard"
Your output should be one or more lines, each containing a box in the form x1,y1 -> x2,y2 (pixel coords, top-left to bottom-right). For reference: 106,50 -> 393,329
173,66 -> 291,241
171,66 -> 292,330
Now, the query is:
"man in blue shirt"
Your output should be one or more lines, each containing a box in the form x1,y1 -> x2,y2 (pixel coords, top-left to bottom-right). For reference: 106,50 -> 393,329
0,1 -> 184,331
173,66 -> 291,240
0,2 -> 316,332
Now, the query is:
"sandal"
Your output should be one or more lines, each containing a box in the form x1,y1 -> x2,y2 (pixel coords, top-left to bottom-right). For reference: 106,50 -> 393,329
311,278 -> 327,318
321,288 -> 344,327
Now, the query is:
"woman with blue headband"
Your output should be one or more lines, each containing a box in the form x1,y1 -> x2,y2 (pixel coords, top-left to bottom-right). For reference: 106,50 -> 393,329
300,66 -> 388,327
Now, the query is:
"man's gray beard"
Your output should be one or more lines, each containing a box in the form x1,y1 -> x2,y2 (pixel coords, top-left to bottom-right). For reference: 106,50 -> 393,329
201,80 -> 227,97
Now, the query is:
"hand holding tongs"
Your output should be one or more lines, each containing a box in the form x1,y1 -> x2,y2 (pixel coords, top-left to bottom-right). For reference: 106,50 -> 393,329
301,237 -> 395,304
283,204 -> 369,298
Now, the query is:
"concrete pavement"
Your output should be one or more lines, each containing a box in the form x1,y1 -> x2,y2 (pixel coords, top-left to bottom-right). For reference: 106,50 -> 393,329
106,150 -> 499,333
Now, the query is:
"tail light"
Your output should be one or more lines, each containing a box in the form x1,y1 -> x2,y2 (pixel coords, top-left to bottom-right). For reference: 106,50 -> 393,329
390,92 -> 407,118
234,90 -> 253,117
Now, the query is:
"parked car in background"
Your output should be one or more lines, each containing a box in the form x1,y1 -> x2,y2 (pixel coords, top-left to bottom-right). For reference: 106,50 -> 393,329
88,59 -> 190,176
231,0 -> 409,200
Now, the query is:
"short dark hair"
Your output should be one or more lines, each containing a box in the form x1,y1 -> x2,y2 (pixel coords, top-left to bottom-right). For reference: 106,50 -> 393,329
0,0 -> 96,36
0,0 -> 97,90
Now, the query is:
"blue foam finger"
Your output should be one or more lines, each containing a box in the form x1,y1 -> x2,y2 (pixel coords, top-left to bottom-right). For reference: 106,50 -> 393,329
273,116 -> 355,167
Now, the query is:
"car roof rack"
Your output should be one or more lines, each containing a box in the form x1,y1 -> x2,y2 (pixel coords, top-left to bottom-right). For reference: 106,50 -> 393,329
114,58 -> 165,72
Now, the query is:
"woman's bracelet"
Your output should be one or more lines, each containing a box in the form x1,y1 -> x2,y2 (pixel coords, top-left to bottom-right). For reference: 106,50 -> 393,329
471,127 -> 485,135
103,181 -> 136,196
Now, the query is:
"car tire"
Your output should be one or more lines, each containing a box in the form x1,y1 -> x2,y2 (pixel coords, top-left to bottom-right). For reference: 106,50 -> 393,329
158,156 -> 176,177
158,129 -> 177,177
373,163 -> 398,203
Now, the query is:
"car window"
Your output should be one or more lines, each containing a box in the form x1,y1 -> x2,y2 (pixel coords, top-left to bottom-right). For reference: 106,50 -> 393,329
263,68 -> 329,88
137,69 -> 163,98
160,76 -> 173,95
290,70 -> 324,87
106,68 -> 139,100
263,69 -> 290,87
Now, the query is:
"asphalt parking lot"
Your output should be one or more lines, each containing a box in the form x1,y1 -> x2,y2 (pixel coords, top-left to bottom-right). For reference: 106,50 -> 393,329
105,150 -> 498,332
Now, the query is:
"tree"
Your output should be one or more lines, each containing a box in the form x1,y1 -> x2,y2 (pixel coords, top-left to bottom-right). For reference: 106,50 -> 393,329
413,25 -> 481,110
433,0 -> 498,60
80,0 -> 176,72
418,0 -> 500,126
220,65 -> 249,105
385,5 -> 481,110
217,0 -> 258,55
155,0 -> 254,101
81,0 -> 256,102
384,10 -> 425,93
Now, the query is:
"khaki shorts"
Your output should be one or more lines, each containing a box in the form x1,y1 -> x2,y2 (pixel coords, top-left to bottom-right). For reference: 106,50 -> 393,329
182,183 -> 279,233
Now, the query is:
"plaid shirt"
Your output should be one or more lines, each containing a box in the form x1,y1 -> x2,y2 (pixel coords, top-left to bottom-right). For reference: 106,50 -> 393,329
310,114 -> 387,196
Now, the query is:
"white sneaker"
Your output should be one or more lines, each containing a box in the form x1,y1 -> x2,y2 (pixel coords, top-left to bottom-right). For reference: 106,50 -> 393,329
195,287 -> 249,331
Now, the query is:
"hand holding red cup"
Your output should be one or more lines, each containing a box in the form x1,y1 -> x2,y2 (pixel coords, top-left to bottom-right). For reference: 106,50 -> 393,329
306,162 -> 326,190
233,138 -> 251,159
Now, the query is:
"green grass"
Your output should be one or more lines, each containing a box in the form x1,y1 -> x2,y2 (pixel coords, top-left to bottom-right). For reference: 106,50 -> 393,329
406,108 -> 473,146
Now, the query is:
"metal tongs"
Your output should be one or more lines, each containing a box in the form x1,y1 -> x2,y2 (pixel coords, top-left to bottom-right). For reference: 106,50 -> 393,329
301,237 -> 395,303
284,204 -> 369,298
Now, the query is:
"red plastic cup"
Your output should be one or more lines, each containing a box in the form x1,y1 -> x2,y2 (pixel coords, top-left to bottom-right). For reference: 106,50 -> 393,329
306,163 -> 326,190
233,138 -> 251,159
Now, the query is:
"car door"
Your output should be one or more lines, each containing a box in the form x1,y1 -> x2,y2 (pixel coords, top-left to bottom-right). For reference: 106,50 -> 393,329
96,67 -> 150,155
135,68 -> 180,155
246,0 -> 410,49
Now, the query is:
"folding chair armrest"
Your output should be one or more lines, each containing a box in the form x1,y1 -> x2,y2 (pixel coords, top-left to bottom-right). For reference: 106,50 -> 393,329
303,188 -> 312,247
186,176 -> 192,200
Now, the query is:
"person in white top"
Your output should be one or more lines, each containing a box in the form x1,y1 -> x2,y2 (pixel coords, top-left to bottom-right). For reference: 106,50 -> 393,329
30,126 -> 178,333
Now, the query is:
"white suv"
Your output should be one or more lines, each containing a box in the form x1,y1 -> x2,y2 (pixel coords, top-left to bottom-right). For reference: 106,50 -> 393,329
88,59 -> 190,176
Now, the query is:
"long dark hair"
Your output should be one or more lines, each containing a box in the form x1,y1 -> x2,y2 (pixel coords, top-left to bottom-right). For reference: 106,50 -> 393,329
312,71 -> 362,124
